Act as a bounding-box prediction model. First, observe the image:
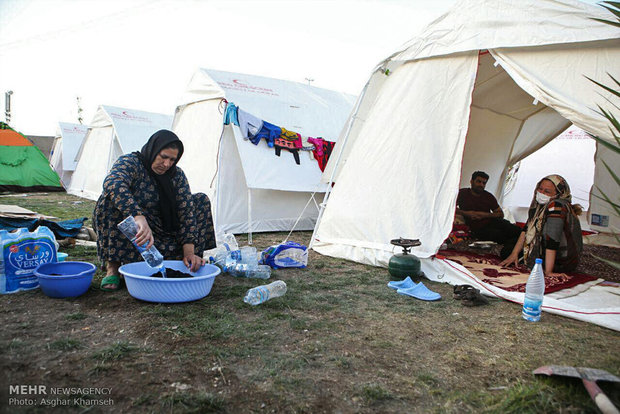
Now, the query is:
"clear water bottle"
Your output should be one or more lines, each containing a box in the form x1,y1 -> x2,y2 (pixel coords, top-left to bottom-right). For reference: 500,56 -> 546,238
243,280 -> 287,305
220,232 -> 239,251
522,258 -> 545,322
226,261 -> 257,277
117,216 -> 164,270
245,265 -> 271,279
228,246 -> 258,263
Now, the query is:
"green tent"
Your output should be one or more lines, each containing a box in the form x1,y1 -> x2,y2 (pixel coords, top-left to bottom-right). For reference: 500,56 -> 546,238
0,122 -> 63,192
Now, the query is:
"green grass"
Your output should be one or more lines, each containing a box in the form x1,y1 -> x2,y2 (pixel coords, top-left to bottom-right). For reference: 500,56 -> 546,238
360,383 -> 394,403
1,192 -> 619,413
91,341 -> 140,362
159,391 -> 225,413
65,312 -> 87,320
49,338 -> 82,351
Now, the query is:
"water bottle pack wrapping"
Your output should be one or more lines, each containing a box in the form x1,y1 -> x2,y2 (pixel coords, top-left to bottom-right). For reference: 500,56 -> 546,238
0,226 -> 58,293
261,242 -> 308,269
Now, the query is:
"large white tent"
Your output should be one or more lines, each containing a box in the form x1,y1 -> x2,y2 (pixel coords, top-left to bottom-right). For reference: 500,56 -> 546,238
50,122 -> 88,188
68,105 -> 173,200
311,0 -> 619,328
503,126 -> 596,226
173,69 -> 355,236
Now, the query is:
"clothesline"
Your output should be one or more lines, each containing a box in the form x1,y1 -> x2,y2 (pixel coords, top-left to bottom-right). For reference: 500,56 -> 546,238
223,101 -> 335,171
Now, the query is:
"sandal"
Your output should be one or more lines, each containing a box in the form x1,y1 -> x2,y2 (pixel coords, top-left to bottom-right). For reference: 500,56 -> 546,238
453,284 -> 476,300
461,289 -> 489,307
100,274 -> 122,291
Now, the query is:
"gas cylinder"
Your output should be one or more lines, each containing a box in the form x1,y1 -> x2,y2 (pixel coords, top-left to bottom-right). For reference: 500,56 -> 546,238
388,238 -> 422,280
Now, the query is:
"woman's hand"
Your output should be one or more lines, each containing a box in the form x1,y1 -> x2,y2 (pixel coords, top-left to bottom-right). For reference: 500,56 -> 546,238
183,244 -> 204,272
134,215 -> 154,249
546,272 -> 567,279
500,253 -> 519,268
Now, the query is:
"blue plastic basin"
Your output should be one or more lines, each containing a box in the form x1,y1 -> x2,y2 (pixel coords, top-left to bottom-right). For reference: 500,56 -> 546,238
119,260 -> 220,303
35,261 -> 96,298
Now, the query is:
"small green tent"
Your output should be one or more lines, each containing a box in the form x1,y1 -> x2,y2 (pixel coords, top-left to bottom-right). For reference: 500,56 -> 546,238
0,122 -> 63,192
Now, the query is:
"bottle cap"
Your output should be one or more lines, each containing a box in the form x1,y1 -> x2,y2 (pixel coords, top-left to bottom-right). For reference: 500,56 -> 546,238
535,258 -> 542,264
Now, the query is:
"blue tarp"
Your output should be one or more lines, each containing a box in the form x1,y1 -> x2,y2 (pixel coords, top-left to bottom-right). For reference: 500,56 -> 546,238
0,217 -> 87,238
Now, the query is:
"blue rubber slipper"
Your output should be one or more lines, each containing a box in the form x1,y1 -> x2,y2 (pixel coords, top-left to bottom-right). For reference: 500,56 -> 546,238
387,276 -> 415,290
397,282 -> 441,301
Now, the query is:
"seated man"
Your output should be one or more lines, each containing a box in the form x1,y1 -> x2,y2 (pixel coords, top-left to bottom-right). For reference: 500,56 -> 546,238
456,171 -> 521,245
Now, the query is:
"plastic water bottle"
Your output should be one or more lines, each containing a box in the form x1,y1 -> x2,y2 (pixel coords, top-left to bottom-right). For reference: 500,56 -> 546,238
245,265 -> 271,280
117,216 -> 165,274
220,232 -> 239,251
243,280 -> 287,305
228,263 -> 271,279
522,258 -> 545,322
226,261 -> 257,277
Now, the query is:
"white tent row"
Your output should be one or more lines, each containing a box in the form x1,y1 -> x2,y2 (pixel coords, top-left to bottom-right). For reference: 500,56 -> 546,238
502,126 -> 596,227
173,69 -> 356,237
68,105 -> 173,200
50,122 -> 88,188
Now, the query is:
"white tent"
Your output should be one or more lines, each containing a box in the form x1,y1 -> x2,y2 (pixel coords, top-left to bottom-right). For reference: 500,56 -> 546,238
68,105 -> 173,200
503,126 -> 596,226
173,69 -> 356,235
314,0 -> 619,262
50,122 -> 88,187
311,0 -> 620,328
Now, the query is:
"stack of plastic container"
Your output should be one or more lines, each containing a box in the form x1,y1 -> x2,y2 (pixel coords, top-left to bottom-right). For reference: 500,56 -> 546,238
204,233 -> 271,279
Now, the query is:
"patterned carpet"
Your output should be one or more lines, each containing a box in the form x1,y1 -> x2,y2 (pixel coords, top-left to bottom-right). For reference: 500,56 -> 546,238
438,249 -> 599,294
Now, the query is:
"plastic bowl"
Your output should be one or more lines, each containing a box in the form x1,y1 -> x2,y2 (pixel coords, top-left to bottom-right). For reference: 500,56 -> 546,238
119,260 -> 220,303
57,252 -> 68,262
35,261 -> 96,298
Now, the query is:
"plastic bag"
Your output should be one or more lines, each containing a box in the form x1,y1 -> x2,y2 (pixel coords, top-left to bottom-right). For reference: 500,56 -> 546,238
0,226 -> 58,294
261,241 -> 308,269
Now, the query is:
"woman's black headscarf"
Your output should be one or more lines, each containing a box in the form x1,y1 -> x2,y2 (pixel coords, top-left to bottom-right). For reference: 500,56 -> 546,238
135,130 -> 185,232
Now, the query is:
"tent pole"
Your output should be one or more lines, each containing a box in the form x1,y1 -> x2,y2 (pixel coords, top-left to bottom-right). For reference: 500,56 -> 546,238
247,188 -> 253,245
283,190 -> 319,244
309,78 -> 370,249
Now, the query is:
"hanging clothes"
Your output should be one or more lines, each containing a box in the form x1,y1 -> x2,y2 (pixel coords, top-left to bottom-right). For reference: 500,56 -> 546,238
301,136 -> 316,160
238,108 -> 263,140
223,103 -> 239,126
251,121 -> 281,147
274,137 -> 301,165
313,139 -> 336,172
279,127 -> 303,148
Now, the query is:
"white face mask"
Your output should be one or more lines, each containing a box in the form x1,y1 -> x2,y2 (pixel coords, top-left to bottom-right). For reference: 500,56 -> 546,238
536,191 -> 552,205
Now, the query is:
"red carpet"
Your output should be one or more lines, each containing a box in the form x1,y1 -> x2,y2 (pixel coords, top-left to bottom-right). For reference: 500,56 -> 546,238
438,249 -> 599,294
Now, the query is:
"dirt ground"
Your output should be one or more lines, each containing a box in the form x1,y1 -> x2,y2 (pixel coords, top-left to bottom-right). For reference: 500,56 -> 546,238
0,193 -> 619,413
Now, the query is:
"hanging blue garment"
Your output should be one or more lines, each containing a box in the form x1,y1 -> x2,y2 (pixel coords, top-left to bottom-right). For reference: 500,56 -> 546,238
223,102 -> 239,126
251,121 -> 281,147
237,108 -> 263,140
